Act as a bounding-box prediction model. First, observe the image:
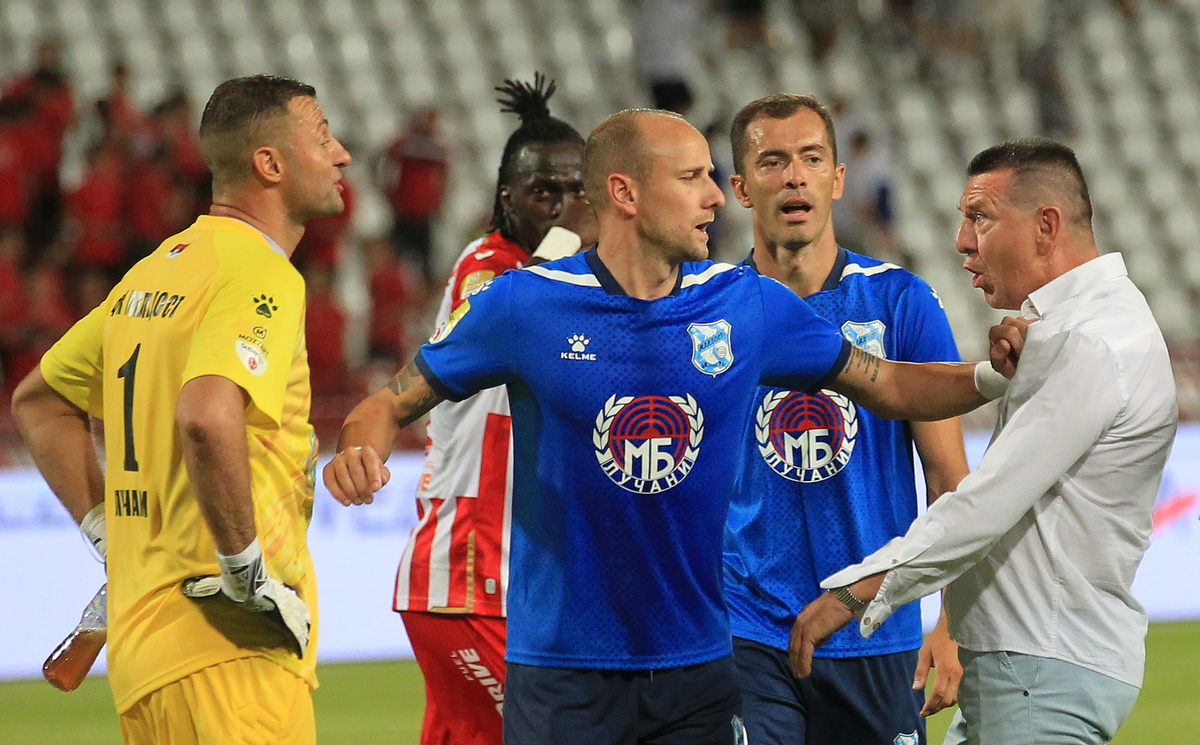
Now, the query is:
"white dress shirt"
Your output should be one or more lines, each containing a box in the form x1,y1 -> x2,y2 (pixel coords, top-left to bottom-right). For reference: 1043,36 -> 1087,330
822,253 -> 1177,687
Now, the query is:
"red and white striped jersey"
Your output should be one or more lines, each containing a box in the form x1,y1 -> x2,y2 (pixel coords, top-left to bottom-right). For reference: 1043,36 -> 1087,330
393,232 -> 530,617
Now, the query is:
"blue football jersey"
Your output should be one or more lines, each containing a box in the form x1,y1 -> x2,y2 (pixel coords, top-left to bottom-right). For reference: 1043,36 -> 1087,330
724,248 -> 960,657
415,248 -> 851,670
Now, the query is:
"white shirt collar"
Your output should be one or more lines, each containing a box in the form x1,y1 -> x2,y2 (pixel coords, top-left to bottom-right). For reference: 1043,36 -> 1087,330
1020,252 -> 1127,320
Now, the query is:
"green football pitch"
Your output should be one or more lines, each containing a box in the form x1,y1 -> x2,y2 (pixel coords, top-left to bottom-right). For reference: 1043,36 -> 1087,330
2,621 -> 1197,744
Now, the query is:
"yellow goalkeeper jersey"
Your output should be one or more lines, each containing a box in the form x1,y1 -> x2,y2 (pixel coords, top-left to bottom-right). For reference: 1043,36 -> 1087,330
40,215 -> 319,713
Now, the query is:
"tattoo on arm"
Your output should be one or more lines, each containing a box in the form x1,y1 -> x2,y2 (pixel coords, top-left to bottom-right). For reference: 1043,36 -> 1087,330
844,347 -> 881,383
386,361 -> 443,424
386,362 -> 421,396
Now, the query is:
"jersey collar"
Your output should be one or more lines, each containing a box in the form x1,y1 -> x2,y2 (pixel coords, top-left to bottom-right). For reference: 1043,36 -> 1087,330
742,246 -> 848,292
585,245 -> 685,297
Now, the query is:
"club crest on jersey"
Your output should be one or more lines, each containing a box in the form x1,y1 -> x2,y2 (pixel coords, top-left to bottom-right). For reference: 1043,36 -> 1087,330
593,394 -> 703,494
687,320 -> 733,376
894,733 -> 919,745
755,390 -> 858,482
841,320 -> 886,357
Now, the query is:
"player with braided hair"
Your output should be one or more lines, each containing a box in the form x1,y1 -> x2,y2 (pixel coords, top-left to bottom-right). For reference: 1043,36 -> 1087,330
393,73 -> 593,745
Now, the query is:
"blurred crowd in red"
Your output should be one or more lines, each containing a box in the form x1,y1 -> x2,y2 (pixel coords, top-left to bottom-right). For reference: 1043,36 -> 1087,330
0,43 -> 447,458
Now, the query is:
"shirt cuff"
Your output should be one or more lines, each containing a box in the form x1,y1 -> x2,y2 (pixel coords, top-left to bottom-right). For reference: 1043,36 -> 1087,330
413,351 -> 466,402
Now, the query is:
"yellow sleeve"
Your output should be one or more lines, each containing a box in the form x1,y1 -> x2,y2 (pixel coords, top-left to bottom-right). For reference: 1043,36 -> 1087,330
40,304 -> 107,418
181,255 -> 305,428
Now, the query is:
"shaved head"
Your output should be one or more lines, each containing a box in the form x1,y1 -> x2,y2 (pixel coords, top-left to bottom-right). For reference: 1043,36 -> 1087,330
583,109 -> 686,209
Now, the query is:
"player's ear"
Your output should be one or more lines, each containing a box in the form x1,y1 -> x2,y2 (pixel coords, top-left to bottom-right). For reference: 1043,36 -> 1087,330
608,173 -> 638,217
252,146 -> 285,186
832,163 -> 846,202
1036,204 -> 1062,255
730,174 -> 752,208
499,185 -> 512,212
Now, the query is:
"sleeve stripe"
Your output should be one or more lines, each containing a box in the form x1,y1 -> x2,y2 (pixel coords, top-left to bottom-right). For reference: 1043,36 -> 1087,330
414,350 -> 467,402
810,338 -> 854,393
524,265 -> 602,287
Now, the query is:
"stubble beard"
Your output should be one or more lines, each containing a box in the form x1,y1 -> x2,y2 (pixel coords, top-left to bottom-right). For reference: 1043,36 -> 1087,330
636,220 -> 707,265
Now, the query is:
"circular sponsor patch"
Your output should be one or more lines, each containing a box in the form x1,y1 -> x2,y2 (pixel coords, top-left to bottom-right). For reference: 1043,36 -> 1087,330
754,390 -> 857,482
236,339 -> 268,376
593,394 -> 703,494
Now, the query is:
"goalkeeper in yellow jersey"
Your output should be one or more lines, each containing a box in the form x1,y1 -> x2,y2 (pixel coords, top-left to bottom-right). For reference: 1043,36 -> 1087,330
11,74 -> 351,744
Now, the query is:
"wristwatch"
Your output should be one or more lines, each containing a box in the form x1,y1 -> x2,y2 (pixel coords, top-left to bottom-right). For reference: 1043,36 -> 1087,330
829,586 -> 869,618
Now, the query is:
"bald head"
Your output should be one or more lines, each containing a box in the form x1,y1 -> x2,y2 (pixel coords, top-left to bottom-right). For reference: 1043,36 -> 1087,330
583,109 -> 689,209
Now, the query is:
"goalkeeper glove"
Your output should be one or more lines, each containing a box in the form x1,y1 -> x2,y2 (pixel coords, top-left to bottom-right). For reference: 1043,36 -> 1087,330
181,538 -> 311,656
80,503 -> 106,560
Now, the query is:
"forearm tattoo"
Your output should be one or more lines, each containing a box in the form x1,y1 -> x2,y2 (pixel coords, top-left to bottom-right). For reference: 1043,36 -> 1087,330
386,362 -> 420,396
386,362 -> 441,412
844,346 -> 881,383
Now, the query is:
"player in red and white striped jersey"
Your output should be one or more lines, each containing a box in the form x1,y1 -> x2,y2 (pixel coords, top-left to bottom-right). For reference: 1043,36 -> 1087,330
394,74 -> 595,745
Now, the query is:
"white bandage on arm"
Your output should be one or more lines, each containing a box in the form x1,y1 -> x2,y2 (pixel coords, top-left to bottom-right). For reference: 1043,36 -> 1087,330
974,361 -> 1011,401
80,503 -> 106,560
531,226 -> 582,262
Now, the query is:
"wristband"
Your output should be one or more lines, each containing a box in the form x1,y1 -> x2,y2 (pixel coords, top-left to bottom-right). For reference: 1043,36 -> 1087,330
973,361 -> 1010,401
80,503 -> 106,560
217,537 -> 266,603
531,226 -> 582,261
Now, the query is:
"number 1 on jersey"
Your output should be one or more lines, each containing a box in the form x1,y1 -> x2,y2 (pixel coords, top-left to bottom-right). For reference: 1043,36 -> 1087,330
117,345 -> 140,471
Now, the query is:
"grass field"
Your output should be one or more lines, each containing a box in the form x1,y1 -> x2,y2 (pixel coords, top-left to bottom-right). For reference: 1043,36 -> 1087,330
2,621 -> 1197,744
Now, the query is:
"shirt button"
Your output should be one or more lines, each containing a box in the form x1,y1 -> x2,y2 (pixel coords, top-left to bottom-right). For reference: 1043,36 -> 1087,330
863,617 -> 872,625
891,559 -> 899,565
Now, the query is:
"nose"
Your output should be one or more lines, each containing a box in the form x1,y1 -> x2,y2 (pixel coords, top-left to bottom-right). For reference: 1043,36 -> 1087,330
333,138 -> 352,167
549,193 -> 564,218
782,159 -> 804,189
955,217 -> 975,255
705,173 -> 726,210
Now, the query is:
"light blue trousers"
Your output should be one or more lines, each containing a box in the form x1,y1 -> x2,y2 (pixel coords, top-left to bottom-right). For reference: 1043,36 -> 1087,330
943,650 -> 1140,745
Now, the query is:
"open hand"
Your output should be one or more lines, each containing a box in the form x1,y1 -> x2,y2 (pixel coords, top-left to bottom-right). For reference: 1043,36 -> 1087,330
788,592 -> 854,678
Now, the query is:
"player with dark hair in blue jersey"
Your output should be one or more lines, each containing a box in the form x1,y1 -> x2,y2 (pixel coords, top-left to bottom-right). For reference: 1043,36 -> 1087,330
724,93 -> 968,745
324,109 -> 1021,745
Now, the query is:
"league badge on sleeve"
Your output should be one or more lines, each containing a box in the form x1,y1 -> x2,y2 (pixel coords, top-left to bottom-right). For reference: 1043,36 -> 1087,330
841,320 -> 887,357
687,320 -> 733,376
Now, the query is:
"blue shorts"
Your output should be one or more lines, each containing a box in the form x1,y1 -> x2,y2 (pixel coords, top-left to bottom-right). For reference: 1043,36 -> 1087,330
503,655 -> 744,745
733,636 -> 925,745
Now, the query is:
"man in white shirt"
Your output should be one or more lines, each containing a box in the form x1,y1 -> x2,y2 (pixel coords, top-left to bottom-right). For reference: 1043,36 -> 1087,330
788,138 -> 1178,744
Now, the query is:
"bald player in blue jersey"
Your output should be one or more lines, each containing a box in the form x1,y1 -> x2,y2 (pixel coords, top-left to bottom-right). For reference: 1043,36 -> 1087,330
325,109 -> 1020,745
724,94 -> 967,745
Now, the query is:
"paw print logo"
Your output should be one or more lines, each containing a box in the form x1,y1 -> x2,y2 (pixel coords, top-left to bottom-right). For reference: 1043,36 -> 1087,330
568,334 -> 590,352
253,295 -> 278,319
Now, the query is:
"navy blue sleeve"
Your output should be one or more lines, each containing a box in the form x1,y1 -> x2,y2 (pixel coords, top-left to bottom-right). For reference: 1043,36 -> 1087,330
416,273 -> 515,402
756,275 -> 853,392
895,275 -> 961,363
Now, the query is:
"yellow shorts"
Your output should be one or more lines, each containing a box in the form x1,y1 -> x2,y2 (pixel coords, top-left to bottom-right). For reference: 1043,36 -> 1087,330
120,657 -> 315,745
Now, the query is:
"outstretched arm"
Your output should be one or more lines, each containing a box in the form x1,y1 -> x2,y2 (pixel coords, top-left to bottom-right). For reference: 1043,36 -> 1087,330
827,347 -> 987,421
827,318 -> 1028,421
323,361 -> 445,506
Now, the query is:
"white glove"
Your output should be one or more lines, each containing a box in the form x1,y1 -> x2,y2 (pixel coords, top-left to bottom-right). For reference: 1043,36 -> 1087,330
181,538 -> 311,656
80,503 -> 106,560
531,226 -> 582,262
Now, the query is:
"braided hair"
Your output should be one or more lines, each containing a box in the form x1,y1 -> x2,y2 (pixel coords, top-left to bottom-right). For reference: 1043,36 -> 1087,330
490,73 -> 584,241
